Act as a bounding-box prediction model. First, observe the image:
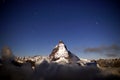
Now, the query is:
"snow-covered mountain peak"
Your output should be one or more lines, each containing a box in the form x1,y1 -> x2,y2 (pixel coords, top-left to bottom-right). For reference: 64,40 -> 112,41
49,40 -> 80,64
55,41 -> 69,58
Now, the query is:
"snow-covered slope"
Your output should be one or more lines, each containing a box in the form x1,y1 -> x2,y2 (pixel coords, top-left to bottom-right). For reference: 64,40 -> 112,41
49,40 -> 80,64
54,41 -> 69,59
15,56 -> 50,65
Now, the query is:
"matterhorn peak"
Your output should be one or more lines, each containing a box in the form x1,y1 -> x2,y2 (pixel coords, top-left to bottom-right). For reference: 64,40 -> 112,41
58,40 -> 64,43
49,40 -> 79,64
55,40 -> 66,48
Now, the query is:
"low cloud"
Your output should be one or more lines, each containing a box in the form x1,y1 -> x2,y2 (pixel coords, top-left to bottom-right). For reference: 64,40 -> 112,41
106,53 -> 118,57
84,44 -> 120,57
1,60 -> 120,80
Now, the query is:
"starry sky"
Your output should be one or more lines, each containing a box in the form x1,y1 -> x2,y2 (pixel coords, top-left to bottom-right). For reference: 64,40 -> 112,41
0,0 -> 120,59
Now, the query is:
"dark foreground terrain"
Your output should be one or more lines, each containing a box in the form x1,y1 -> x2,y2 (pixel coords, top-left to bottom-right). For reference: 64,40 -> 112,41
0,59 -> 120,80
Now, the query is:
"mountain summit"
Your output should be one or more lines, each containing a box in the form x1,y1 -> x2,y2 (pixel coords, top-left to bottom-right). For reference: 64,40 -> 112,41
49,40 -> 80,64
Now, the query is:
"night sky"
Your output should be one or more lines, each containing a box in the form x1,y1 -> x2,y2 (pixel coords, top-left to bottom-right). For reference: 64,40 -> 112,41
0,0 -> 120,59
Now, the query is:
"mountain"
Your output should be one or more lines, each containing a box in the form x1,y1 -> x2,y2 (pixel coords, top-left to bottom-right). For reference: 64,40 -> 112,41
0,40 -> 97,67
49,40 -> 80,64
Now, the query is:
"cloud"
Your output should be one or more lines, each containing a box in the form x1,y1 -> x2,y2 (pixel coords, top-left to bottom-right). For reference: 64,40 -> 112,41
106,53 -> 118,57
33,61 -> 100,80
84,44 -> 120,57
0,60 -> 120,80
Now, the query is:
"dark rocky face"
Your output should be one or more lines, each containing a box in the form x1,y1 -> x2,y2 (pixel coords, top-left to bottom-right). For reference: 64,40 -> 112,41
49,46 -> 59,61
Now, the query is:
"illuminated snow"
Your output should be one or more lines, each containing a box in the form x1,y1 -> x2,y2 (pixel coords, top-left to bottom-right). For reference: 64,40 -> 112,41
54,43 -> 69,59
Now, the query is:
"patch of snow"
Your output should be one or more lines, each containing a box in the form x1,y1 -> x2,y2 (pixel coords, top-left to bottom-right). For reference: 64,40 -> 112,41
54,43 -> 69,59
55,57 -> 69,63
35,56 -> 50,65
80,58 -> 91,63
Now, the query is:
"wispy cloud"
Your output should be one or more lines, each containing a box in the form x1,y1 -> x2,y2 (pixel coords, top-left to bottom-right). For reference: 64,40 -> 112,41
84,44 -> 120,57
